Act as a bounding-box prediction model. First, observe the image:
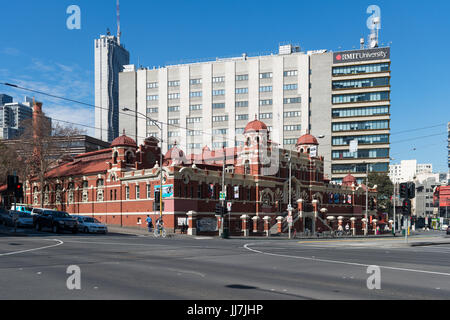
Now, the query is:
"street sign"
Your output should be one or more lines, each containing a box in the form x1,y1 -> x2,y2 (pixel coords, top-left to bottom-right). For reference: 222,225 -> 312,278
349,140 -> 358,154
220,192 -> 226,201
310,146 -> 317,157
287,216 -> 293,224
227,202 -> 232,212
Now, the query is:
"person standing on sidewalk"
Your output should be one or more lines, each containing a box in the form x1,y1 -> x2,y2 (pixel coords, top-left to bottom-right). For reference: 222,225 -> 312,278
146,215 -> 153,232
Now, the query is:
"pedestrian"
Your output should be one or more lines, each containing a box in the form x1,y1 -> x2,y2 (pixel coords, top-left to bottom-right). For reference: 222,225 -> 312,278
146,215 -> 153,232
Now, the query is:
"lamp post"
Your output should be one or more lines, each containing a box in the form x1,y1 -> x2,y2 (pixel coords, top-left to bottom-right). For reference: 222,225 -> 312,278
286,149 -> 293,239
122,108 -> 163,222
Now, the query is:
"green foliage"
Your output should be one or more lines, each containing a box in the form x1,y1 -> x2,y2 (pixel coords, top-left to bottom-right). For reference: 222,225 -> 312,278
363,172 -> 394,213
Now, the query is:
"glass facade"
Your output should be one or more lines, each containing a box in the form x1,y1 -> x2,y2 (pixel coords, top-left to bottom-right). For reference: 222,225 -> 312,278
332,134 -> 389,146
332,91 -> 390,104
332,148 -> 389,160
332,77 -> 389,90
332,120 -> 389,132
332,106 -> 389,118
332,163 -> 389,174
332,63 -> 390,76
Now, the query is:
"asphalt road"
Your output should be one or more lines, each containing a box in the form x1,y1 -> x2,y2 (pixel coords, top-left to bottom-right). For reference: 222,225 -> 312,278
0,229 -> 449,300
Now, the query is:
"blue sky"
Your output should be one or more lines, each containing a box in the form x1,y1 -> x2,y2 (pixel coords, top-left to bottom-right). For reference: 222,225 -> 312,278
0,0 -> 449,172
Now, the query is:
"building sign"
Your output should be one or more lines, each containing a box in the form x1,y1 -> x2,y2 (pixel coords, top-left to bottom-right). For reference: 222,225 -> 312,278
310,146 -> 317,157
234,186 -> 239,199
197,218 -> 217,232
333,47 -> 390,64
154,184 -> 174,198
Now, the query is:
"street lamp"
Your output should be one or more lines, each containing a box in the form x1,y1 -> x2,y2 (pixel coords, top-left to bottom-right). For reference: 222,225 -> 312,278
122,108 -> 164,223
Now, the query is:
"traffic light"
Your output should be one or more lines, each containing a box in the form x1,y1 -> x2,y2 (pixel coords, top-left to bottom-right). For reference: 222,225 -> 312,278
154,191 -> 161,211
7,175 -> 19,192
407,182 -> 415,199
399,183 -> 408,198
14,183 -> 23,199
402,199 -> 412,215
215,204 -> 227,217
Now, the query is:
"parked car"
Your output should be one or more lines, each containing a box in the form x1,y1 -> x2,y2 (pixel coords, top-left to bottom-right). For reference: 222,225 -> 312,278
0,209 -> 10,226
3,211 -> 34,228
34,210 -> 78,234
72,216 -> 108,234
447,227 -> 450,236
441,224 -> 449,231
11,204 -> 34,215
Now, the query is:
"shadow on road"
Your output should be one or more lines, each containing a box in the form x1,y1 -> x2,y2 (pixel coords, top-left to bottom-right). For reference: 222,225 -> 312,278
226,284 -> 315,300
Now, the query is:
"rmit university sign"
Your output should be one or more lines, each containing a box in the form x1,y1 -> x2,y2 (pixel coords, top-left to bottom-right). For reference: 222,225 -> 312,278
333,48 -> 390,64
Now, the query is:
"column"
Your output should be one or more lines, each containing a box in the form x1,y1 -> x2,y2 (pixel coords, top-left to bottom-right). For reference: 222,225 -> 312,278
350,217 -> 357,236
362,218 -> 367,235
263,216 -> 271,237
241,215 -> 249,237
312,199 -> 318,235
277,216 -> 284,234
187,211 -> 197,236
215,214 -> 222,236
297,199 -> 304,232
252,216 -> 260,234
373,219 -> 378,235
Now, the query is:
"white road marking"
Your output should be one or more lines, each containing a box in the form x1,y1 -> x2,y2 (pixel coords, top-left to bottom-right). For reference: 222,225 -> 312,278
0,239 -> 64,257
244,243 -> 450,278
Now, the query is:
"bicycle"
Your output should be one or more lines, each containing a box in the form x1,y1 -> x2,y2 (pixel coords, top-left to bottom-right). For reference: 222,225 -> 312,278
154,225 -> 167,238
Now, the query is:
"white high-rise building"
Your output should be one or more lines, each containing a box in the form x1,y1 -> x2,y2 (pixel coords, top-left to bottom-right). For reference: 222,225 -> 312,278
389,160 -> 433,184
119,44 -> 391,182
94,34 -> 130,142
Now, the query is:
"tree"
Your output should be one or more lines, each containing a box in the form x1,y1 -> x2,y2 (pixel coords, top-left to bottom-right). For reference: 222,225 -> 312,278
10,107 -> 85,206
0,141 -> 25,184
362,172 -> 394,213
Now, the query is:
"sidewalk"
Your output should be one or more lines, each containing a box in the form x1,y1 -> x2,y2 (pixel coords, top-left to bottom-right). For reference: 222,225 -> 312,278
107,225 -> 450,246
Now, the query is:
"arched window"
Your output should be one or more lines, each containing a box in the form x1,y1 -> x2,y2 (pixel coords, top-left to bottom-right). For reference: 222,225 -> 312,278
113,152 -> 118,164
246,138 -> 251,147
97,179 -> 104,188
126,152 -> 133,164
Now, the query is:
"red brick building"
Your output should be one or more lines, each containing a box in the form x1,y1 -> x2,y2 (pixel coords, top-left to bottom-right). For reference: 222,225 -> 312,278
23,119 -> 378,236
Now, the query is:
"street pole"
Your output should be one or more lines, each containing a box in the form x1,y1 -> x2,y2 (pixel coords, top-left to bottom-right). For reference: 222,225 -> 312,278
365,163 -> 369,236
393,182 -> 396,233
221,145 -> 226,238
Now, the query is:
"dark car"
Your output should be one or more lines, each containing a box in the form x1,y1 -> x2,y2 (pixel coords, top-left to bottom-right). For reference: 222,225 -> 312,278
447,228 -> 450,236
34,210 -> 78,234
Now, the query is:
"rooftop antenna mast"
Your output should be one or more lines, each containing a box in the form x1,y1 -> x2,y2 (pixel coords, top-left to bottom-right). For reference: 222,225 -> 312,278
117,0 -> 121,45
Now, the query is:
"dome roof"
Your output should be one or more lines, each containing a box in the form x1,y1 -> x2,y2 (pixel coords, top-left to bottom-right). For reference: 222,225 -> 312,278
342,173 -> 357,186
164,142 -> 185,160
111,132 -> 137,148
297,134 -> 319,146
244,118 -> 268,133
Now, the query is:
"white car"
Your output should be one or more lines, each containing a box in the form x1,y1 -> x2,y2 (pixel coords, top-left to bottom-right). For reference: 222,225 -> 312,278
73,216 -> 108,234
441,224 -> 448,231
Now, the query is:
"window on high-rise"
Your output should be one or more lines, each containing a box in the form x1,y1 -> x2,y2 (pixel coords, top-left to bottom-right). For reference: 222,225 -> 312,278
332,92 -> 390,104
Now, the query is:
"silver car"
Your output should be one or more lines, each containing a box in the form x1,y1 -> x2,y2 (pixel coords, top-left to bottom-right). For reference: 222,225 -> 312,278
4,211 -> 34,228
73,216 -> 108,234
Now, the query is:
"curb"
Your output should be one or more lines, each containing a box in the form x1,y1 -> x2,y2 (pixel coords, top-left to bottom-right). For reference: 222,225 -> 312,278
408,241 -> 450,247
